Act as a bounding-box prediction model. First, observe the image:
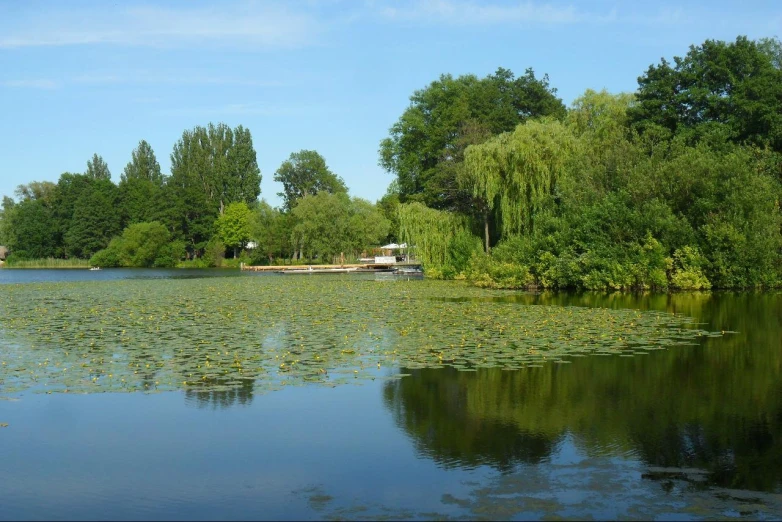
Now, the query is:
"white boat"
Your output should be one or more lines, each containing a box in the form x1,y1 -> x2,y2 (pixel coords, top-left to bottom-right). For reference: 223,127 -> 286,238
89,267 -> 102,271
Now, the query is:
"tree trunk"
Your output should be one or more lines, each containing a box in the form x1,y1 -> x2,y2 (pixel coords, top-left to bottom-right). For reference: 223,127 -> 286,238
484,211 -> 491,254
233,246 -> 238,259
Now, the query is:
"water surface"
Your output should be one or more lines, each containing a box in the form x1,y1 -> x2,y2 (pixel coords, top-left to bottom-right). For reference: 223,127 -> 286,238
0,270 -> 780,520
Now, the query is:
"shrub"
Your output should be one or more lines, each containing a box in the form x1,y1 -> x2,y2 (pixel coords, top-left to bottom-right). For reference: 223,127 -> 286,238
466,252 -> 534,289
89,242 -> 122,268
670,246 -> 711,290
447,230 -> 483,275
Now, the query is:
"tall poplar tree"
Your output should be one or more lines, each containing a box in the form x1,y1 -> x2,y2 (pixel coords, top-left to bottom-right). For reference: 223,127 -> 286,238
86,153 -> 111,180
168,123 -> 261,256
119,140 -> 166,226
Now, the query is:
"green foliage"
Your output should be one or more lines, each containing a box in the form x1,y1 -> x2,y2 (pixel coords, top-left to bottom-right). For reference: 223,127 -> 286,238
5,198 -> 58,259
380,67 -> 566,211
169,123 -> 261,255
376,184 -> 401,243
86,153 -> 111,180
250,200 -> 293,263
291,192 -> 389,261
346,197 -> 390,255
89,242 -> 122,268
274,150 -> 347,212
2,257 -> 90,268
463,118 -> 576,239
89,222 -> 183,268
398,202 -> 469,271
14,181 -> 58,204
216,202 -> 253,258
448,229 -> 483,275
630,234 -> 671,291
64,179 -> 121,259
119,140 -> 166,227
466,252 -> 534,289
670,246 -> 711,290
121,140 -> 163,184
2,43 -> 782,285
204,238 -> 226,267
629,36 -> 782,152
0,196 -> 16,248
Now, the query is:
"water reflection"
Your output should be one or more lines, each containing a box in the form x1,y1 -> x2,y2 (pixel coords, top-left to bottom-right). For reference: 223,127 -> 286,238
383,366 -> 562,472
384,291 -> 782,493
184,377 -> 255,409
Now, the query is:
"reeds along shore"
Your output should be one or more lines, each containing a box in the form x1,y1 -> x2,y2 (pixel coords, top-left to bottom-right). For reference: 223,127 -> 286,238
0,258 -> 91,269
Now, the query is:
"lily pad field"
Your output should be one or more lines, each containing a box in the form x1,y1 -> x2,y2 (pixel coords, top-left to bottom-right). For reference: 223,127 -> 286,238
0,275 -> 716,396
1,271 -> 782,520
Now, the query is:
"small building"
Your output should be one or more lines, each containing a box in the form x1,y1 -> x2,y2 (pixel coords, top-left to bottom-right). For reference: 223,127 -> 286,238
0,246 -> 8,261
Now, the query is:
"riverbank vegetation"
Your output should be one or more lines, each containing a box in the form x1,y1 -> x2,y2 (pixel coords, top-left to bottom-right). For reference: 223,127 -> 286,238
387,36 -> 782,290
1,35 -> 780,289
1,257 -> 90,269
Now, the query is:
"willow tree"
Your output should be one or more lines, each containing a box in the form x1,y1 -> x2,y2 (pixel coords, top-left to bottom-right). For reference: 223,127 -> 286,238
462,119 -> 575,250
398,202 -> 467,269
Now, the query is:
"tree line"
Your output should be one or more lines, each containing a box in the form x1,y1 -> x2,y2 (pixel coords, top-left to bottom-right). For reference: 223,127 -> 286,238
0,124 -> 390,267
2,35 -> 781,288
381,35 -> 782,289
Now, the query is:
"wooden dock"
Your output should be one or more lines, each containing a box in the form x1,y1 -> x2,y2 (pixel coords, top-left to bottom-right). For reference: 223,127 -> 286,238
241,263 -> 420,273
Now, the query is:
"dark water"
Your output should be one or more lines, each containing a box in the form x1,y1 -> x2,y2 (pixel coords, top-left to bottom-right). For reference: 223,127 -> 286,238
1,270 -> 781,520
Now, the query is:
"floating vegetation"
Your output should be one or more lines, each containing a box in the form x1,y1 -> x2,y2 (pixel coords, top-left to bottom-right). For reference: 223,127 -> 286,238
0,277 -> 718,396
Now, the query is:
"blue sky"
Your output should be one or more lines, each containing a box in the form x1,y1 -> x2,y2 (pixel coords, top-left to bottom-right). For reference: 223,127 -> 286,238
1,0 -> 779,208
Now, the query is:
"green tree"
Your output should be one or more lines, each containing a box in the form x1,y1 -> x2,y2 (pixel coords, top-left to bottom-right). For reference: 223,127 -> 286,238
14,181 -> 58,205
119,140 -> 166,227
91,221 -> 184,268
629,36 -> 782,152
5,198 -> 58,259
86,153 -> 111,180
462,119 -> 576,247
274,149 -> 347,212
291,193 -> 389,262
51,173 -> 94,257
291,192 -> 352,261
0,196 -> 15,247
346,197 -> 390,255
251,200 -> 293,264
168,123 -> 261,256
398,202 -> 468,272
216,201 -> 253,258
380,67 -> 566,211
64,179 -> 121,259
377,182 -> 401,243
121,140 -> 163,184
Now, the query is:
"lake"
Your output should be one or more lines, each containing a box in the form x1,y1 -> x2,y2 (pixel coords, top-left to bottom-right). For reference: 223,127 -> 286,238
0,268 -> 780,520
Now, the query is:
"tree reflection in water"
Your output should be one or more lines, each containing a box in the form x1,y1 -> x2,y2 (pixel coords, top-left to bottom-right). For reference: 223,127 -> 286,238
184,377 -> 255,409
383,291 -> 782,493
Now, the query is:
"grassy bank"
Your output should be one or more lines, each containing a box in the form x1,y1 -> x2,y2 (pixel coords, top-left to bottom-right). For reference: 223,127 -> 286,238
1,258 -> 91,269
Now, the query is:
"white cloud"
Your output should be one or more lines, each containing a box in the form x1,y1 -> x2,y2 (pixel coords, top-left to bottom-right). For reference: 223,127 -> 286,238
372,0 -> 708,28
0,2 -> 321,49
0,79 -> 59,89
378,0 -> 582,25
